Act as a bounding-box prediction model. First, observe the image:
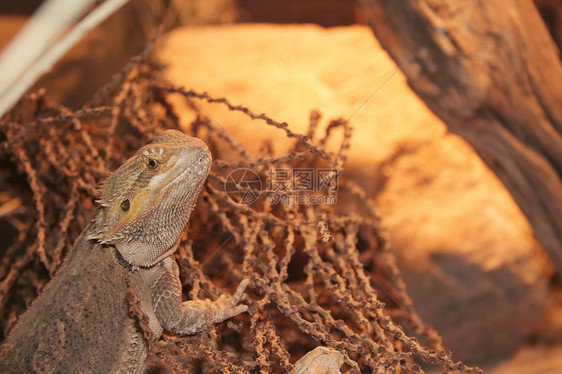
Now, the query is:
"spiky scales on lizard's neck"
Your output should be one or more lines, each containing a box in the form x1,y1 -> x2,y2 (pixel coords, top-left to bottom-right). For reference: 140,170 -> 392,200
87,130 -> 211,268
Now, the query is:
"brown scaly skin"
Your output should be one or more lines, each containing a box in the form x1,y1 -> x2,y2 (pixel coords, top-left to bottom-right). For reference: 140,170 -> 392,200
0,130 -> 248,373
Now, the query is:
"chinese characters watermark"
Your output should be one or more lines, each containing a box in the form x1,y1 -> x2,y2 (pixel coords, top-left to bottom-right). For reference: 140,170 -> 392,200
224,167 -> 338,205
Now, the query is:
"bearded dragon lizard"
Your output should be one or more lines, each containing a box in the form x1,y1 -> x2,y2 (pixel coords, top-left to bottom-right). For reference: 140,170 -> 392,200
0,130 -> 248,373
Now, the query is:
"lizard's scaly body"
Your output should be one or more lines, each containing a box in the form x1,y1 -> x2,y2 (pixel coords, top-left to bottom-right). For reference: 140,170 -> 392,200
0,130 -> 248,373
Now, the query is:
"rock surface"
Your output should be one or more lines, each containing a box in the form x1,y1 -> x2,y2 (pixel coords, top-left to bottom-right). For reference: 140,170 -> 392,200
157,24 -> 551,366
377,136 -> 550,364
486,344 -> 562,374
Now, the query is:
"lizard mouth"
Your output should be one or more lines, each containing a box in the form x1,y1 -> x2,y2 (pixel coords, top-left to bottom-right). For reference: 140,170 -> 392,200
152,148 -> 211,198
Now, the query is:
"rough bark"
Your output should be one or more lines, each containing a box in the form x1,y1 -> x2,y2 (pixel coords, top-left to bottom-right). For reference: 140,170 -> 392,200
359,0 -> 562,274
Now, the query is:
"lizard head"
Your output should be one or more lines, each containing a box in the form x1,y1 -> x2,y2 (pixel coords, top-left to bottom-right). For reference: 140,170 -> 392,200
87,130 -> 212,267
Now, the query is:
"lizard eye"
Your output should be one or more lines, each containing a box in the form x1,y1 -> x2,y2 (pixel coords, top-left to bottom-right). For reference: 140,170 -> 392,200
121,199 -> 130,212
147,159 -> 159,169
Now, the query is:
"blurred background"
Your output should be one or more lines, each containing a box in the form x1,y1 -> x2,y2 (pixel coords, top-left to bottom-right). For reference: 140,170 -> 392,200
1,1 -> 561,372
0,0 -> 560,109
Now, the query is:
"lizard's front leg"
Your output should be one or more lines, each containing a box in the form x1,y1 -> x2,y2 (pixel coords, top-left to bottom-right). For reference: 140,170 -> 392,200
146,256 -> 248,335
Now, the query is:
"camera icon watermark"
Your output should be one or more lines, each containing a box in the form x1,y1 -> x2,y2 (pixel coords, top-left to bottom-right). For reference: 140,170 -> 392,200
224,167 -> 338,205
224,168 -> 263,204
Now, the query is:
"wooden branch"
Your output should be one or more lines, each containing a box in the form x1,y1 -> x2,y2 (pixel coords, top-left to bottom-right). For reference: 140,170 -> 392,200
0,0 -> 130,118
358,0 -> 562,273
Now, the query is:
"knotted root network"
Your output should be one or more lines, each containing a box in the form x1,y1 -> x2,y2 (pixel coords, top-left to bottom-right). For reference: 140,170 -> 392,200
0,54 -> 482,373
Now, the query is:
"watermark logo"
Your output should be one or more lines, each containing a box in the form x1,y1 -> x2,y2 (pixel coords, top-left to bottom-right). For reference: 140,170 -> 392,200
224,167 -> 338,205
224,168 -> 262,204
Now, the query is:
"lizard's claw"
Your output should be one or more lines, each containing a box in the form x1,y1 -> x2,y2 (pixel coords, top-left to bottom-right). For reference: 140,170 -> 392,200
214,279 -> 250,323
229,279 -> 250,307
